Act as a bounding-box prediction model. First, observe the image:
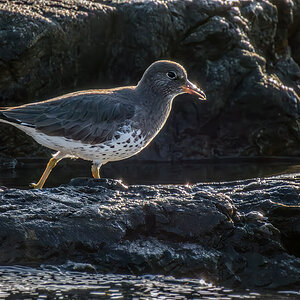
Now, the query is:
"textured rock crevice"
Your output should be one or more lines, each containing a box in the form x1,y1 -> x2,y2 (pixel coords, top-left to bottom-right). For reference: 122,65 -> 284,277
0,0 -> 300,160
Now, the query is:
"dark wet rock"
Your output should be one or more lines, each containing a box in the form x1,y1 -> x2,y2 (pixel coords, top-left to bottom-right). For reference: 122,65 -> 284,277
0,176 -> 299,289
67,177 -> 129,191
0,186 -> 7,192
0,0 -> 300,159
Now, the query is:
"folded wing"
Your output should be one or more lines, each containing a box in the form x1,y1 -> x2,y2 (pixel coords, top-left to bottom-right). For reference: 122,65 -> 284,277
0,91 -> 136,144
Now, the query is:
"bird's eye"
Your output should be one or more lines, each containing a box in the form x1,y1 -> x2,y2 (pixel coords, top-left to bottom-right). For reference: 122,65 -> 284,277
166,71 -> 177,80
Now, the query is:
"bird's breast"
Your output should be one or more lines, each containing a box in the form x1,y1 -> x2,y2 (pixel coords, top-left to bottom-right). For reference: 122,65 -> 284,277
140,100 -> 173,140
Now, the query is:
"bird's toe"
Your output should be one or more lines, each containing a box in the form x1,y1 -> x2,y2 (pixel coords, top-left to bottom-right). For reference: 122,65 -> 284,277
29,182 -> 42,189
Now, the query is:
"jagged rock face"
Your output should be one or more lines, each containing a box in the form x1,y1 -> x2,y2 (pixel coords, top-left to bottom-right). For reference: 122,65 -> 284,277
0,0 -> 300,159
0,176 -> 299,289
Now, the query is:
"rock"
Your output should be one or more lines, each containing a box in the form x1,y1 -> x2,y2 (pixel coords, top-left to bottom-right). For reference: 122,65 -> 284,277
0,0 -> 300,159
0,175 -> 299,289
0,186 -> 7,192
67,177 -> 129,191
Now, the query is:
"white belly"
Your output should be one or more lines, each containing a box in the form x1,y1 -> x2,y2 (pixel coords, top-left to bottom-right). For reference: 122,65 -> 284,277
12,123 -> 147,163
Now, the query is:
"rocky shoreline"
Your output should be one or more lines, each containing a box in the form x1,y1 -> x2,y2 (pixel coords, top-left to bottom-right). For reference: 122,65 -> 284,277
0,175 -> 299,289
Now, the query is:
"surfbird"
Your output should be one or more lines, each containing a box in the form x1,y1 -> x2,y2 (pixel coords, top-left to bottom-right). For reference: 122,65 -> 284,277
0,60 -> 206,188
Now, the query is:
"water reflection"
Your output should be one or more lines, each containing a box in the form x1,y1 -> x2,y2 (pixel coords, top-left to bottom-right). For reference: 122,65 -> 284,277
0,265 -> 298,299
1,159 -> 300,189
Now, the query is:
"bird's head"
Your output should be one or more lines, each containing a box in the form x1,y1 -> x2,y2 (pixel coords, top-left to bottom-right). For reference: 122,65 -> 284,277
137,60 -> 206,101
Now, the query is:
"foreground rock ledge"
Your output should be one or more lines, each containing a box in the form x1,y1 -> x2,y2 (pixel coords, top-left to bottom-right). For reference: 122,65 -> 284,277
0,176 -> 300,289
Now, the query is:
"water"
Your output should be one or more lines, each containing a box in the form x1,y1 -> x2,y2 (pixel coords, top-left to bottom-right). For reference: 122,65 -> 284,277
0,265 -> 299,299
1,158 -> 300,189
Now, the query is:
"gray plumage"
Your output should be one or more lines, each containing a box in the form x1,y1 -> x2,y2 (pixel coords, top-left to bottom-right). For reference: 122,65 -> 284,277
1,90 -> 136,145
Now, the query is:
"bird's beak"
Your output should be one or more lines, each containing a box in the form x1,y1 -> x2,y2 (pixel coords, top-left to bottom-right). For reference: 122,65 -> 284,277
182,80 -> 206,100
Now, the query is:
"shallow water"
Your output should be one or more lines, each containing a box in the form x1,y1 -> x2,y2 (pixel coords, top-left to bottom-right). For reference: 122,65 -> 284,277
0,265 -> 299,299
1,158 -> 300,189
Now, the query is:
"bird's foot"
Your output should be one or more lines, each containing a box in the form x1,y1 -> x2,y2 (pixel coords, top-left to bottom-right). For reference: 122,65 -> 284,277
29,182 -> 42,189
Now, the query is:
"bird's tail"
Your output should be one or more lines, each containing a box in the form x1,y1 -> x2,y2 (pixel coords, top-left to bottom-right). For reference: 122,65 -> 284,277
0,109 -> 8,121
0,109 -> 17,125
0,110 -> 5,121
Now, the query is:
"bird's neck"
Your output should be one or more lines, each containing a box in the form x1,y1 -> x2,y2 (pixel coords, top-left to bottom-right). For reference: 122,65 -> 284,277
135,82 -> 175,139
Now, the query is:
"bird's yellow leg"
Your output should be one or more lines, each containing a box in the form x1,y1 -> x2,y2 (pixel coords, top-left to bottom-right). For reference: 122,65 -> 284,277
30,157 -> 59,189
30,151 -> 66,189
91,162 -> 101,179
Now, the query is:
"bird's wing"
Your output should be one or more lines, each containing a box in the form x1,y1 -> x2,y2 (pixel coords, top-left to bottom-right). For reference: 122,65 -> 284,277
0,91 -> 136,144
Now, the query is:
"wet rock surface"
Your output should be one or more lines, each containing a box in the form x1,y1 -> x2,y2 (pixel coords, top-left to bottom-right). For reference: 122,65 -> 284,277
0,175 -> 299,290
0,0 -> 300,159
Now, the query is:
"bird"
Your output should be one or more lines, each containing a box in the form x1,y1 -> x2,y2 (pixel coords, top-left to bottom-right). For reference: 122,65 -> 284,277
0,60 -> 206,188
